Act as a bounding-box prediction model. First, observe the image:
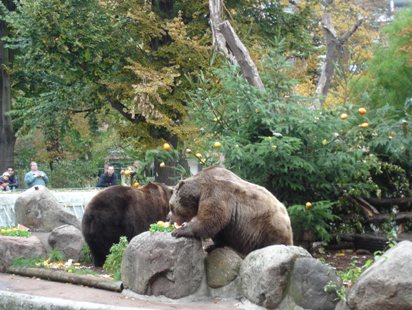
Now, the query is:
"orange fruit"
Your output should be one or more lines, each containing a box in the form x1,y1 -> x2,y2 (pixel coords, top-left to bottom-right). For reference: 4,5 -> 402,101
305,202 -> 313,210
163,143 -> 171,151
358,108 -> 367,115
214,141 -> 222,149
195,153 -> 202,158
359,122 -> 369,128
159,162 -> 166,168
133,181 -> 139,187
340,113 -> 348,120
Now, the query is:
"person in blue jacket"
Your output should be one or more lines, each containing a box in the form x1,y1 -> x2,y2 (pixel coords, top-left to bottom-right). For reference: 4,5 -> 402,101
24,161 -> 49,188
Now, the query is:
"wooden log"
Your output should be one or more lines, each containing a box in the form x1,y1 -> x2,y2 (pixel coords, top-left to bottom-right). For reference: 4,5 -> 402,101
365,197 -> 412,208
349,196 -> 380,218
7,267 -> 122,292
369,212 -> 412,223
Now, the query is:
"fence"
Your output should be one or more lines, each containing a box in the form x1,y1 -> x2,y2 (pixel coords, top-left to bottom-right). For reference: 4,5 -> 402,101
0,189 -> 99,227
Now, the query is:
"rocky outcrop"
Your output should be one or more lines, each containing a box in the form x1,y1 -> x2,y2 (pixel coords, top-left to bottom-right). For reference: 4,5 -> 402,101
345,241 -> 412,310
239,245 -> 311,309
14,186 -> 80,232
0,236 -> 47,271
288,257 -> 341,310
205,246 -> 243,288
48,225 -> 85,261
121,232 -> 205,299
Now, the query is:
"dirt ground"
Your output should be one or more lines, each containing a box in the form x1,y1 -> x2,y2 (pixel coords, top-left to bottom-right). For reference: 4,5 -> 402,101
312,248 -> 374,272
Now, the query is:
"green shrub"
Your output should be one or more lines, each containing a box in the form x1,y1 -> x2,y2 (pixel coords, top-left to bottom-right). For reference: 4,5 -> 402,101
79,244 -> 93,265
103,236 -> 128,281
288,201 -> 339,242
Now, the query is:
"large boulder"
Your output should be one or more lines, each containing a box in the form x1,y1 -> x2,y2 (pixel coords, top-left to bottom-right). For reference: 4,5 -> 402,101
239,245 -> 311,309
14,186 -> 80,232
48,225 -> 85,261
288,257 -> 341,310
346,241 -> 412,310
121,232 -> 205,299
205,247 -> 243,288
0,236 -> 47,271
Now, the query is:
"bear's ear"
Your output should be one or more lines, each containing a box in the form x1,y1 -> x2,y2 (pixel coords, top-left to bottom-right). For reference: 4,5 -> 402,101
175,180 -> 185,191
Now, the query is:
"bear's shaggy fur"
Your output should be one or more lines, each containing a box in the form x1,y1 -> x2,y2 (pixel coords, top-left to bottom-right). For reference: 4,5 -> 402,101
82,182 -> 172,266
170,166 -> 293,255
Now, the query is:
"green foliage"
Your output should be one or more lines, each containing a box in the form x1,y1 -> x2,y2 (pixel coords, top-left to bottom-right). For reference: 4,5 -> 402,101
287,201 -> 339,242
11,257 -> 44,268
79,244 -> 93,265
48,249 -> 65,262
0,227 -> 31,238
103,236 -> 128,281
325,256 -> 374,302
149,221 -> 175,233
187,47 -> 382,204
351,7 -> 412,110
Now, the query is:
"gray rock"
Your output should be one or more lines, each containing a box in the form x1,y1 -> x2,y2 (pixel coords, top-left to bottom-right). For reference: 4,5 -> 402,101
277,295 -> 305,310
0,236 -> 47,271
14,186 -> 80,232
121,232 -> 205,299
240,245 -> 311,309
288,257 -> 341,310
48,225 -> 84,261
209,276 -> 243,299
205,246 -> 243,288
347,241 -> 412,310
335,300 -> 350,310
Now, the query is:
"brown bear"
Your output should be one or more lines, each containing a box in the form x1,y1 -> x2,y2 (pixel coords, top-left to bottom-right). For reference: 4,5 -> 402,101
82,182 -> 172,266
170,166 -> 293,255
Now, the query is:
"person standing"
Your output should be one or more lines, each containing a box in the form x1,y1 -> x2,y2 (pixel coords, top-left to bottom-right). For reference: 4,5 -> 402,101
7,167 -> 19,190
24,161 -> 49,188
97,165 -> 118,188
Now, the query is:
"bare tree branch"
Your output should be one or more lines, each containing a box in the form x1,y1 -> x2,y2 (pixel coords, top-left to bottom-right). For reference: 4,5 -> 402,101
218,21 -> 265,90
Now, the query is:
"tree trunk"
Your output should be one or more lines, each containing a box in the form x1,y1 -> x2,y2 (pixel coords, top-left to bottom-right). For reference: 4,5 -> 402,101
316,11 -> 363,105
209,0 -> 264,90
0,0 -> 16,172
209,0 -> 235,63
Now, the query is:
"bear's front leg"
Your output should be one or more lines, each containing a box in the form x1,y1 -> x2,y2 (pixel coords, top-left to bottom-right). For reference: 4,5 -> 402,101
172,218 -> 204,239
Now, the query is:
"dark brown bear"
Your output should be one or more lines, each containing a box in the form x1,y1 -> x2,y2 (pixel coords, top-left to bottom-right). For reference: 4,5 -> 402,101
170,166 -> 293,255
82,182 -> 172,266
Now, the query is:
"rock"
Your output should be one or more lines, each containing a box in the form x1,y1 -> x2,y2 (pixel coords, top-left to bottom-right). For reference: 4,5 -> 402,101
0,236 -> 47,271
205,247 -> 243,288
347,241 -> 412,310
48,225 -> 84,261
288,257 -> 341,310
121,232 -> 205,299
335,300 -> 351,310
14,186 -> 80,232
239,245 -> 311,309
209,276 -> 243,299
277,295 -> 305,310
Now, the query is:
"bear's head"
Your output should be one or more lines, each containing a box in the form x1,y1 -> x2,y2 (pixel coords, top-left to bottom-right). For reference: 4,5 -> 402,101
169,179 -> 201,226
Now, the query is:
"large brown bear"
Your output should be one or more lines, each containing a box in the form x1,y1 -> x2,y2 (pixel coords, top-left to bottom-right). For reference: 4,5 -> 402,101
170,166 -> 293,255
82,182 -> 172,266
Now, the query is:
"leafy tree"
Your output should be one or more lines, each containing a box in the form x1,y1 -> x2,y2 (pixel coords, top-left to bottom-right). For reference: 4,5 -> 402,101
188,46 -> 374,203
351,7 -> 412,111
